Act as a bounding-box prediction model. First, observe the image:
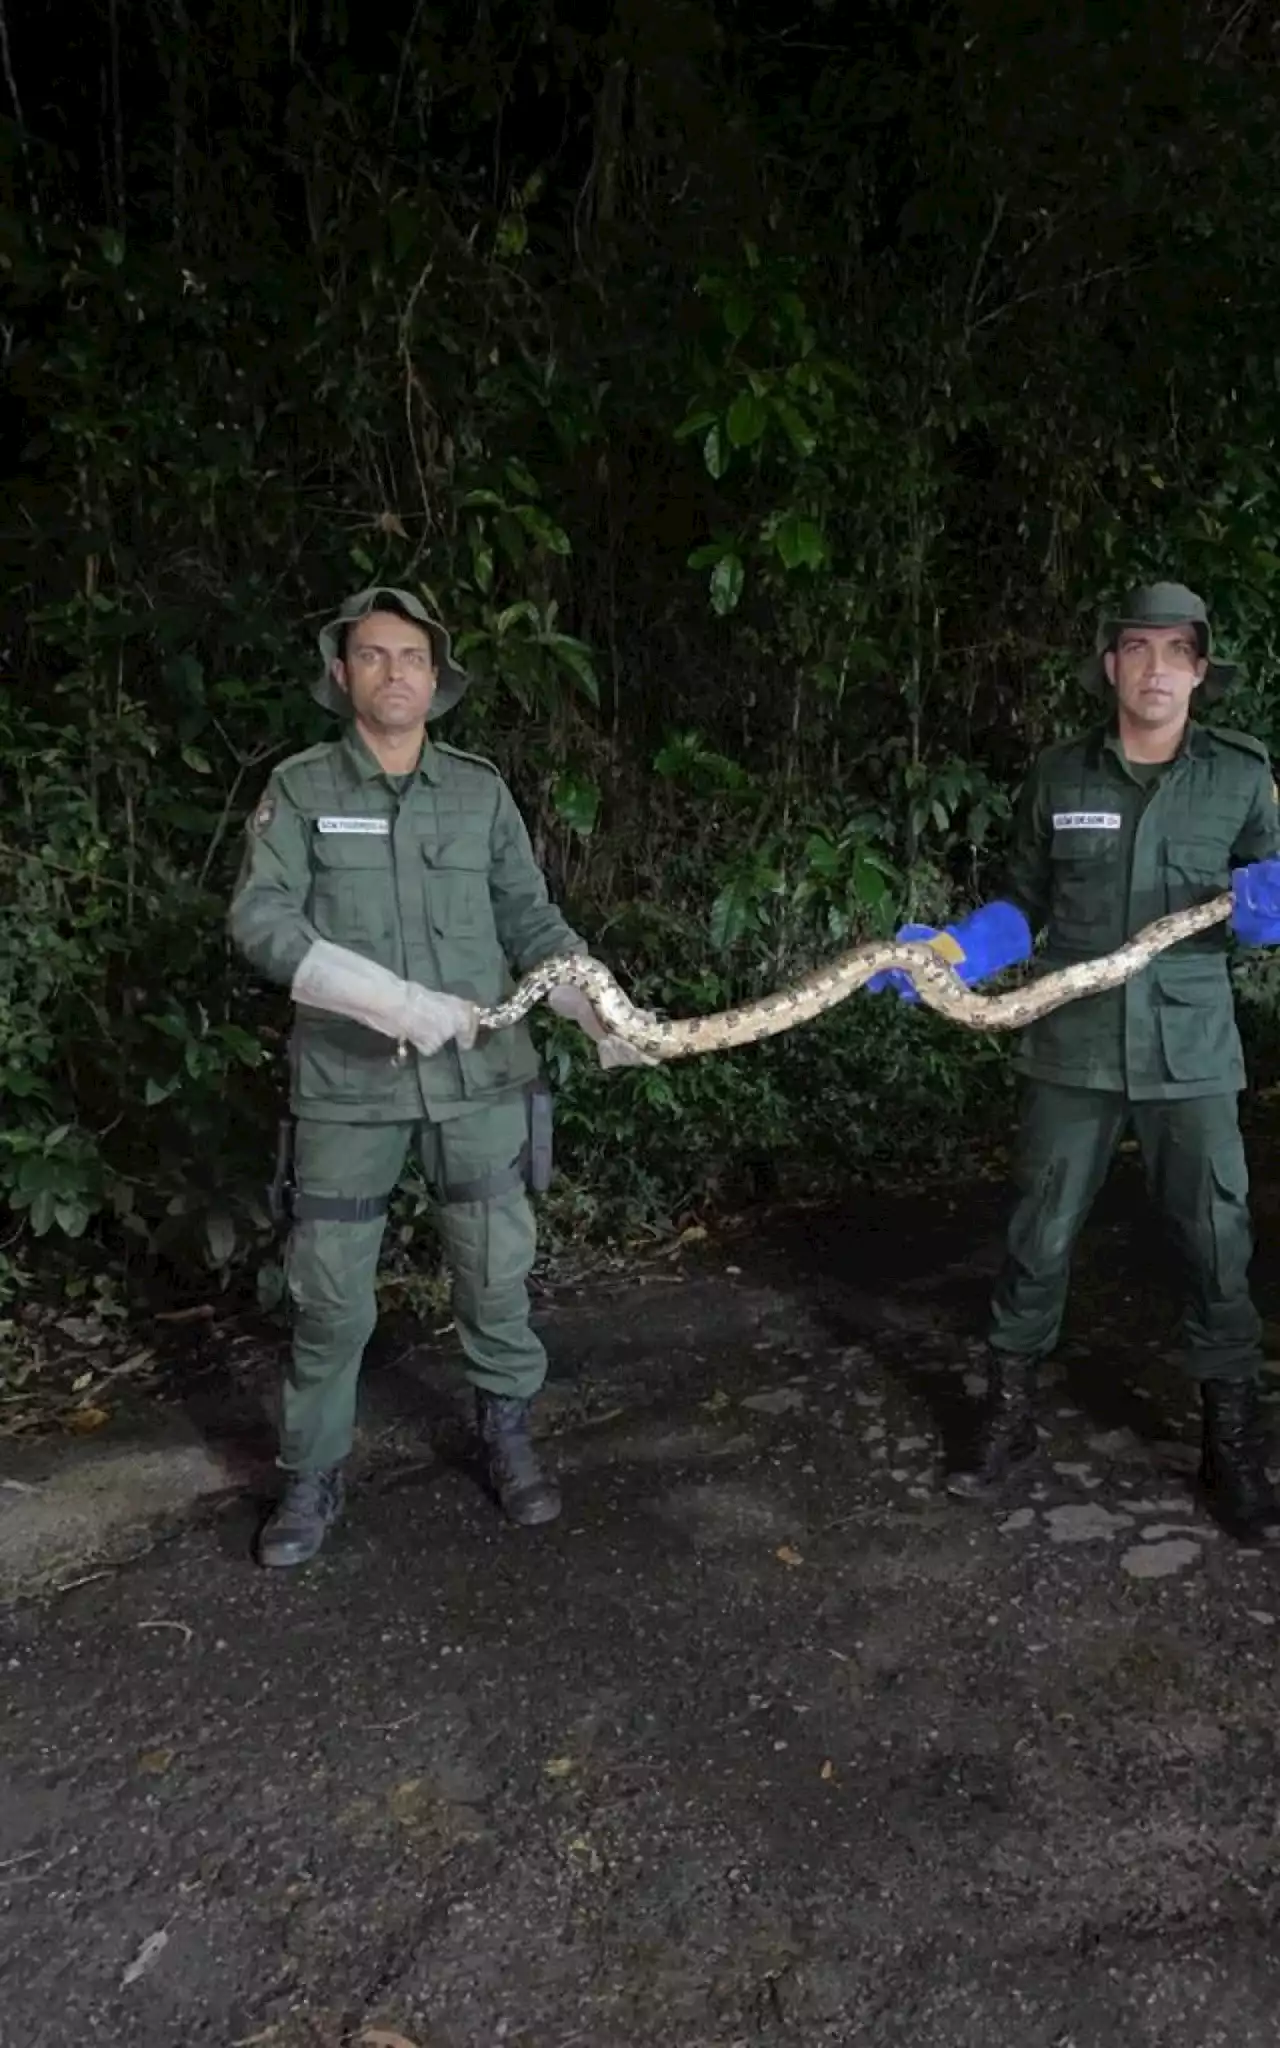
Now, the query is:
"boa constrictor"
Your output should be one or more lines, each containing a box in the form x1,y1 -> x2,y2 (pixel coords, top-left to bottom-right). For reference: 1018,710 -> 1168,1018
475,894 -> 1234,1062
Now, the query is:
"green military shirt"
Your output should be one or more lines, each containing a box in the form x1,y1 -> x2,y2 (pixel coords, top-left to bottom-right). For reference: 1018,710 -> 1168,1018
228,728 -> 584,1123
1002,721 -> 1279,1100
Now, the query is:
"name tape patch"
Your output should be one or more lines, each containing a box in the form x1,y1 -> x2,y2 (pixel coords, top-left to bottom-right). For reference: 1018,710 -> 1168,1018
315,816 -> 391,836
1052,811 -> 1122,831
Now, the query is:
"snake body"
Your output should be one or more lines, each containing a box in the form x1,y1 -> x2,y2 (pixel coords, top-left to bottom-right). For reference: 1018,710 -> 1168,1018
476,894 -> 1234,1060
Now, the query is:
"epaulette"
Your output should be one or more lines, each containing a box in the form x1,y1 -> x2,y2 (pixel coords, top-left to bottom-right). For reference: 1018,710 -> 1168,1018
244,740 -> 344,837
1201,725 -> 1271,764
1033,731 -> 1092,770
273,739 -> 342,777
434,741 -> 502,777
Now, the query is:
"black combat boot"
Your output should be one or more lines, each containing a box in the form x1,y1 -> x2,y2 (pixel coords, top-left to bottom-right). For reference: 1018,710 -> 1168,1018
1198,1378 -> 1280,1546
946,1352 -> 1040,1500
257,1466 -> 345,1568
475,1392 -> 561,1526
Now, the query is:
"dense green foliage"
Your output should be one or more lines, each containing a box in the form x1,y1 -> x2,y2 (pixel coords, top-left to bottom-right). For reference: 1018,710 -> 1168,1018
5,0 -> 1280,1302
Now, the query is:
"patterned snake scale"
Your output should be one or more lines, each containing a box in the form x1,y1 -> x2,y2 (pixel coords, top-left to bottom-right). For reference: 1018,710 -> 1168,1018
476,894 -> 1234,1062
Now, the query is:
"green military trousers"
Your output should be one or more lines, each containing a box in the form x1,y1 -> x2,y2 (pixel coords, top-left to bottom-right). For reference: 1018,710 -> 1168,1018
988,1082 -> 1263,1381
280,1094 -> 544,1472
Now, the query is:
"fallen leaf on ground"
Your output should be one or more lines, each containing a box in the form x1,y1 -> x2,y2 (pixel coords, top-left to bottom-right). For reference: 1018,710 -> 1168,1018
387,1779 -> 436,1824
360,2030 -> 423,2048
543,1756 -> 575,1779
121,1929 -> 168,1986
65,1406 -> 110,1434
115,1348 -> 157,1375
820,1759 -> 835,1781
775,1544 -> 804,1567
55,1317 -> 110,1346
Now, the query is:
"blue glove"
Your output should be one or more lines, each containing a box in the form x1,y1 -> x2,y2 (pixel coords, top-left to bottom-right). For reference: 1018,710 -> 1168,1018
867,899 -> 1033,1004
1231,857 -> 1280,946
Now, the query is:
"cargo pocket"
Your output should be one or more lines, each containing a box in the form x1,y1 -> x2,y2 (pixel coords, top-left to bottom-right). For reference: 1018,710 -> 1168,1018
1164,837 -> 1228,918
292,1016 -> 415,1109
1154,964 -> 1237,1084
1194,1133 -> 1256,1318
308,836 -> 396,946
423,836 -> 493,939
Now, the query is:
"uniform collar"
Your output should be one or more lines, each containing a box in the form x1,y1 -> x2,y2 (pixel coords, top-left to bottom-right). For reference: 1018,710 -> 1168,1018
1091,717 -> 1210,773
341,726 -> 443,784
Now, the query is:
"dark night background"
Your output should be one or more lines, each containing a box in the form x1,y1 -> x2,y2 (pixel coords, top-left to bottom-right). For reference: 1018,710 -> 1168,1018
4,0 -> 1280,1293
9,18 -> 1280,2048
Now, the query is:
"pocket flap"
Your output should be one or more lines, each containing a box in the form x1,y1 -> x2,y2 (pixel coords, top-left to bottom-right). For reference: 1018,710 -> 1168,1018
1164,838 -> 1227,882
1050,830 -> 1121,864
312,835 -> 392,870
423,837 -> 490,873
1153,958 -> 1229,1005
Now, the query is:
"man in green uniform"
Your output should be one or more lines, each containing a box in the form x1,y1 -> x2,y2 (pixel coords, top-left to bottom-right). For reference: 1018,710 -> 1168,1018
870,583 -> 1280,1543
229,587 -> 648,1567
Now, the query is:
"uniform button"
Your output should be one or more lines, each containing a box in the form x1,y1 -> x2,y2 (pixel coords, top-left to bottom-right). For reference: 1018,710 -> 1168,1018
391,1041 -> 411,1067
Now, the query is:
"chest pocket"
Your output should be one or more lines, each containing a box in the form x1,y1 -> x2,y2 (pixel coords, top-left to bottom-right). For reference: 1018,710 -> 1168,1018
422,836 -> 494,940
308,834 -> 396,943
1049,828 -> 1122,947
1164,836 -> 1229,918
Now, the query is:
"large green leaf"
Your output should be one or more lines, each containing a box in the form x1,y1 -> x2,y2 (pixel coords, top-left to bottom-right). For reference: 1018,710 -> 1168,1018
675,407 -> 718,442
514,504 -> 572,555
726,390 -> 767,448
546,634 -> 600,704
703,424 -> 729,479
772,399 -> 816,457
723,293 -> 754,341
552,773 -> 601,835
775,515 -> 827,571
710,886 -> 749,951
709,553 -> 745,615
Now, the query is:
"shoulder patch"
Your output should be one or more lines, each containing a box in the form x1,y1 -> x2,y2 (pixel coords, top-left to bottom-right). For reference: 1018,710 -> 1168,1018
1202,725 -> 1270,764
434,741 -> 501,777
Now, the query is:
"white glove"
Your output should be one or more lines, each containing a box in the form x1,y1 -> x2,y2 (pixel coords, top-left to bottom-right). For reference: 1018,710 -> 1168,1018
547,982 -> 659,1069
291,940 -> 479,1056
